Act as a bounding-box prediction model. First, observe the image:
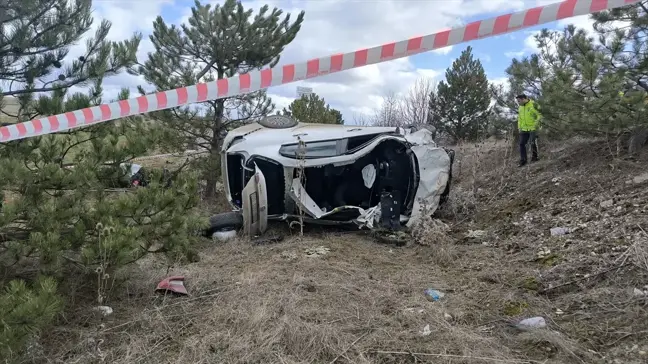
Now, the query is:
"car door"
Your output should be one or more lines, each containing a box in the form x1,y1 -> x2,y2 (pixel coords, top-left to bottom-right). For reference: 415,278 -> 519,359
241,163 -> 268,236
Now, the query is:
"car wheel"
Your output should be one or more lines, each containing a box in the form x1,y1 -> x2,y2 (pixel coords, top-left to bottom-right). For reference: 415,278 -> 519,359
256,115 -> 298,129
205,212 -> 244,238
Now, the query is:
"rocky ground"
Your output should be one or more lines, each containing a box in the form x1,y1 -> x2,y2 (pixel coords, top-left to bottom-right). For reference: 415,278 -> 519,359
30,137 -> 648,364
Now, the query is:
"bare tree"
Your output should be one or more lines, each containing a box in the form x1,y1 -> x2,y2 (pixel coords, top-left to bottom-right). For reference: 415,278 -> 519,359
351,112 -> 373,126
372,91 -> 403,127
402,77 -> 437,126
366,78 -> 437,128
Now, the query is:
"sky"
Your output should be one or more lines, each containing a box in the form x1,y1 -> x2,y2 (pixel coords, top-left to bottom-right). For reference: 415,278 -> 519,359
69,0 -> 601,124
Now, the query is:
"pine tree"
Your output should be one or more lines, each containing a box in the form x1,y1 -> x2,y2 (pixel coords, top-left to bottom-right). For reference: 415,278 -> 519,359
0,1 -> 201,358
139,0 -> 305,200
427,46 -> 491,143
282,93 -> 344,124
502,4 -> 648,153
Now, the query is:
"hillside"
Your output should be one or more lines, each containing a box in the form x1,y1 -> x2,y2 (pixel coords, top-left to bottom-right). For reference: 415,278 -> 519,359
24,137 -> 647,364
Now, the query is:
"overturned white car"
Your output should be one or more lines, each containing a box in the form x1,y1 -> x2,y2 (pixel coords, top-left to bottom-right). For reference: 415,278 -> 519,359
206,115 -> 454,237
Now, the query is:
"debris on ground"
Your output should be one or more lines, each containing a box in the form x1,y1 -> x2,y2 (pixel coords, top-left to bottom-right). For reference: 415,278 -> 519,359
155,276 -> 189,295
304,246 -> 330,257
515,316 -> 547,330
550,227 -> 571,236
424,288 -> 445,301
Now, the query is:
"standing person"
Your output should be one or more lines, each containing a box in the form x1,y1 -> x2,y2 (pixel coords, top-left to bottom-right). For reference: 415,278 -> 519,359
516,94 -> 541,167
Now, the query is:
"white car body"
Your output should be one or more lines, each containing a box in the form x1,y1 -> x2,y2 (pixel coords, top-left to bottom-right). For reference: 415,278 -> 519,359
220,120 -> 453,235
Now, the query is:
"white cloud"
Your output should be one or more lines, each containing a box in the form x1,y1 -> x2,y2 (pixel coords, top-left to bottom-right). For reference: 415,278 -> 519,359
64,0 -> 171,101
504,50 -> 525,58
236,0 -> 532,121
44,0 -> 601,122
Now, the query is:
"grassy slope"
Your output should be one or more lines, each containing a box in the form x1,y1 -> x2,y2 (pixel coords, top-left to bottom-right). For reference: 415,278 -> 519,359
23,138 -> 648,364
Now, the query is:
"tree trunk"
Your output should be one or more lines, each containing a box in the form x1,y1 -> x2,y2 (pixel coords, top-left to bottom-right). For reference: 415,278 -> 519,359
203,100 -> 225,201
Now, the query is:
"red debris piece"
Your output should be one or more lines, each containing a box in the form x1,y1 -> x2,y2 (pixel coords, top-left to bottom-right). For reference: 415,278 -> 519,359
155,276 -> 188,295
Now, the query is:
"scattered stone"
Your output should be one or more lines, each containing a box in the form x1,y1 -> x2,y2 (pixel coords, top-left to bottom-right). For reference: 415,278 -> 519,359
600,199 -> 614,208
420,324 -> 432,336
536,246 -> 551,259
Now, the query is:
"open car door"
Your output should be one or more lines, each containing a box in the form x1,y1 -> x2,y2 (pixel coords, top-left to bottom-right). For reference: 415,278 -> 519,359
241,163 -> 268,236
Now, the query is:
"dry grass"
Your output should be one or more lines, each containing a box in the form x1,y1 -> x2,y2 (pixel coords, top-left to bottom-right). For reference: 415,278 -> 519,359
19,136 -> 648,364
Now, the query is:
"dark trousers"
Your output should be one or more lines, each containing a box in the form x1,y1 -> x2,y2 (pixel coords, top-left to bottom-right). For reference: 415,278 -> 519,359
519,131 -> 538,163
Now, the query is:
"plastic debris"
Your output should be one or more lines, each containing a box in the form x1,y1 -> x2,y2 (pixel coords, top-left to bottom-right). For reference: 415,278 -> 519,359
156,276 -> 188,295
516,316 -> 547,330
212,230 -> 237,242
550,227 -> 571,236
424,288 -> 445,301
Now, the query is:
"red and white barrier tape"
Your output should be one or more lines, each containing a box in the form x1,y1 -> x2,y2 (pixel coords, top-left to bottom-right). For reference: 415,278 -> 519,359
0,0 -> 639,143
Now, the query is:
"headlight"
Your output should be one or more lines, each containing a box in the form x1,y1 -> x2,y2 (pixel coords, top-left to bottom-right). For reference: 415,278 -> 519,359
279,139 -> 348,159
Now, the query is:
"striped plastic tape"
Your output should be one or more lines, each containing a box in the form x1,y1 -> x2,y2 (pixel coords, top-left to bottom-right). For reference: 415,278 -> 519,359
0,0 -> 640,143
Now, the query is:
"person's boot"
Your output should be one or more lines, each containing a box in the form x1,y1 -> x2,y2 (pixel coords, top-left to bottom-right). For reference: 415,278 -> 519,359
531,156 -> 539,163
518,160 -> 527,167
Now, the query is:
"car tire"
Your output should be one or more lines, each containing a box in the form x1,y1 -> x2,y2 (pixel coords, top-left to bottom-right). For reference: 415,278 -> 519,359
205,212 -> 244,236
256,115 -> 298,129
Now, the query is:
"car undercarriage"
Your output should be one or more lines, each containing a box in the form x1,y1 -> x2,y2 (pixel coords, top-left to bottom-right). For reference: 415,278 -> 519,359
219,123 -> 454,236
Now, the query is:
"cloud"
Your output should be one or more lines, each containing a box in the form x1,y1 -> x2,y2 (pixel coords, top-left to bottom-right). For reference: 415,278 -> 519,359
30,0 -> 595,122
504,50 -> 525,58
64,0 -> 171,101
234,0 -> 533,121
